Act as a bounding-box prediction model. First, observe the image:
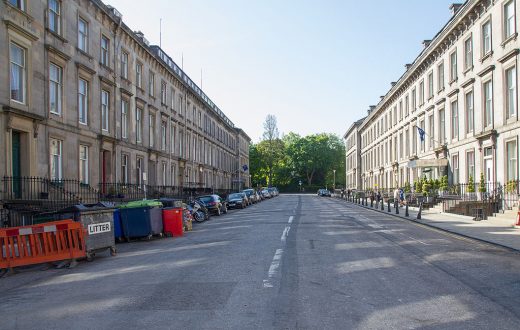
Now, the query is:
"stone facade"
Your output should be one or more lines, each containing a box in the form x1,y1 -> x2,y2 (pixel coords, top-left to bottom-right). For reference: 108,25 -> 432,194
343,117 -> 364,190
345,0 -> 519,191
1,0 -> 250,191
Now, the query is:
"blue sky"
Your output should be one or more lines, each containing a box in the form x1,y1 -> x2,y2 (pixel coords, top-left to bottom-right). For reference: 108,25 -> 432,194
108,0 -> 458,142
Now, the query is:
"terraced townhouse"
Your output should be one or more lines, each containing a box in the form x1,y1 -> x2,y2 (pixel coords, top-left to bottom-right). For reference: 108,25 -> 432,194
0,0 -> 251,209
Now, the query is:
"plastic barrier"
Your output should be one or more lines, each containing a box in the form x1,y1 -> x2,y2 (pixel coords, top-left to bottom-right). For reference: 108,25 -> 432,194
0,220 -> 86,271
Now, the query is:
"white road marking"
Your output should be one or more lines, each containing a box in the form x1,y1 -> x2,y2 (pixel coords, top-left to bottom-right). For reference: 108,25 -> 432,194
288,216 -> 294,224
263,248 -> 284,288
281,226 -> 291,242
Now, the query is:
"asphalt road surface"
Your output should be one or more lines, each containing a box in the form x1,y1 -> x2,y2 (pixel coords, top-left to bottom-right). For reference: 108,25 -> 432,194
2,194 -> 520,329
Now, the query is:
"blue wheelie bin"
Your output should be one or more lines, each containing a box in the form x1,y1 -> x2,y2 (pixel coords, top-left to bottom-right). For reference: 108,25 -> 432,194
118,200 -> 163,241
113,209 -> 123,241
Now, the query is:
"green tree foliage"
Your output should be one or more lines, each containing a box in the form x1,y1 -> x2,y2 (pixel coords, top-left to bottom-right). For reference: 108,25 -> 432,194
249,127 -> 345,189
478,172 -> 487,193
467,175 -> 475,193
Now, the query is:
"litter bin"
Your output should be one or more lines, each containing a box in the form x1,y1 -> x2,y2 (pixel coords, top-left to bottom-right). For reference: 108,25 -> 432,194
163,207 -> 184,237
118,200 -> 163,241
113,209 -> 123,241
58,204 -> 116,261
159,198 -> 183,208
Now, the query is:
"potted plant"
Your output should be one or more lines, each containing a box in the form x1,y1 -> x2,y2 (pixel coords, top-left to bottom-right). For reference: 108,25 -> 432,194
439,175 -> 449,196
478,172 -> 487,200
422,182 -> 432,202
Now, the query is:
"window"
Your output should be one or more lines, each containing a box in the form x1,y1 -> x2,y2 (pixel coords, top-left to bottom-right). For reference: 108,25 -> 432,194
484,80 -> 493,128
50,138 -> 62,181
465,91 -> 474,133
399,132 -> 403,159
438,62 -> 445,91
452,154 -> 459,184
161,81 -> 167,104
149,71 -> 155,97
162,162 -> 167,186
171,165 -> 176,185
450,51 -> 458,81
420,120 -> 425,152
8,0 -> 24,10
136,62 -> 142,88
161,121 -> 167,151
464,37 -> 473,70
171,88 -> 175,109
426,115 -> 433,150
101,90 -> 109,131
121,154 -> 128,184
121,99 -> 128,138
405,95 -> 409,116
419,80 -> 424,105
10,42 -> 26,103
427,72 -> 433,99
101,35 -> 109,66
439,109 -> 446,143
136,107 -> 142,143
466,151 -> 475,182
506,66 -> 517,119
78,78 -> 88,124
49,63 -> 62,115
79,145 -> 88,184
411,88 -> 416,111
412,125 -> 417,154
121,51 -> 128,79
78,18 -> 88,52
48,0 -> 61,35
149,113 -> 155,147
504,0 -> 515,40
399,100 -> 403,120
506,140 -> 518,181
170,122 -> 175,154
451,100 -> 458,140
482,20 -> 492,56
136,157 -> 143,185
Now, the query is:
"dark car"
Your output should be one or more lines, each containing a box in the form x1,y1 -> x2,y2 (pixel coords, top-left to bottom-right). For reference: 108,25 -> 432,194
227,193 -> 247,209
318,189 -> 331,197
196,195 -> 227,216
242,189 -> 257,204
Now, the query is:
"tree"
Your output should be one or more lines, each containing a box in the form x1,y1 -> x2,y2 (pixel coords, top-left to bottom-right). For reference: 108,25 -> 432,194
467,175 -> 475,193
478,172 -> 487,193
261,115 -> 283,186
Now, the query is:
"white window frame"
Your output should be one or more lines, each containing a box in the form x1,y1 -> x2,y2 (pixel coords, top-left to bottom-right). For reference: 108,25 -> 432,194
121,51 -> 128,79
506,66 -> 517,119
465,91 -> 474,134
464,36 -> 473,70
482,19 -> 492,56
451,100 -> 459,140
504,0 -> 516,40
121,153 -> 128,184
149,71 -> 155,97
101,35 -> 109,66
48,0 -> 61,35
136,107 -> 142,143
136,62 -> 142,88
149,113 -> 155,147
121,99 -> 128,139
101,90 -> 109,132
438,62 -> 445,91
79,145 -> 89,184
50,138 -> 62,181
450,51 -> 458,81
506,139 -> 518,181
78,78 -> 88,124
483,80 -> 493,128
49,63 -> 62,115
10,42 -> 26,104
78,17 -> 88,52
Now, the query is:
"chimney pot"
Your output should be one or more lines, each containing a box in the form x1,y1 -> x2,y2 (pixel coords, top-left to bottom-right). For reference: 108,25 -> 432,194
450,3 -> 463,16
422,40 -> 432,48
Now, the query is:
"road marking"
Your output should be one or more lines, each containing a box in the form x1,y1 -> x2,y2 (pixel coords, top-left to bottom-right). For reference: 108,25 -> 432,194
281,226 -> 291,242
263,248 -> 284,288
288,216 -> 294,224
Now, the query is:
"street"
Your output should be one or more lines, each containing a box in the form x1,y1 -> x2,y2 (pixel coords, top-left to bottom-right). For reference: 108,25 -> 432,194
2,194 -> 520,329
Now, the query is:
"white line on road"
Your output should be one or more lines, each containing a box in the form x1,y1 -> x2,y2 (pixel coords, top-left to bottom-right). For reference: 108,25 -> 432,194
263,248 -> 284,288
288,216 -> 294,224
281,226 -> 291,242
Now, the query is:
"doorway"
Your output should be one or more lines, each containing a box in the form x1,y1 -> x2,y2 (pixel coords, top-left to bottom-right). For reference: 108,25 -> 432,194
12,131 -> 21,198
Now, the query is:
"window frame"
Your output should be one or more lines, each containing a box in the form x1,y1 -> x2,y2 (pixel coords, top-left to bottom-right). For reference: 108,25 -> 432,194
464,36 -> 473,71
121,99 -> 129,139
78,17 -> 89,52
79,145 -> 89,184
121,50 -> 129,79
503,0 -> 516,41
505,65 -> 517,120
101,90 -> 110,132
9,42 -> 26,104
78,77 -> 88,125
49,62 -> 63,115
100,35 -> 110,67
48,0 -> 62,35
482,18 -> 492,57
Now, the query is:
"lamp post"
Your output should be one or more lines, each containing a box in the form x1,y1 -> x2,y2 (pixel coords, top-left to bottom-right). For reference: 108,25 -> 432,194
333,169 -> 336,192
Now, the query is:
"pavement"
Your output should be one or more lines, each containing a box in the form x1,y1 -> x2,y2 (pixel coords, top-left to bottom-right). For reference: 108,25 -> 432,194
342,197 -> 520,251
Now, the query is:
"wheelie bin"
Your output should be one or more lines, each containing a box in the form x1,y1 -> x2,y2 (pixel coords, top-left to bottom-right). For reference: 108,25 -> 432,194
162,207 -> 184,237
57,204 -> 116,260
118,200 -> 163,241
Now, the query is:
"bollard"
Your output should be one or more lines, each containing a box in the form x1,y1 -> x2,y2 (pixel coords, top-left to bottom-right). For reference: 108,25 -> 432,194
405,203 -> 409,217
381,199 -> 385,211
395,201 -> 399,214
417,202 -> 422,220
370,199 -> 373,208
387,200 -> 391,212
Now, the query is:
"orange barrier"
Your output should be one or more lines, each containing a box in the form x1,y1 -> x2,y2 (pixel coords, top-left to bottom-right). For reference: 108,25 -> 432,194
0,220 -> 86,271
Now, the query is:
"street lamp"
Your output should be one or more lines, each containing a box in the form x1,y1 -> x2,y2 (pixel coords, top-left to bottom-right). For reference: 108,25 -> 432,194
333,169 -> 336,192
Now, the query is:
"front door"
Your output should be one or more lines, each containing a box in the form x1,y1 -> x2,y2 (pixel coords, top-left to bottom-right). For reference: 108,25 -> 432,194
484,147 -> 494,192
12,131 -> 21,198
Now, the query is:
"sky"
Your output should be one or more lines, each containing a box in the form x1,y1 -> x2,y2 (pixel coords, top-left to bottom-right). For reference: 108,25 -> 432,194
107,0 -> 458,142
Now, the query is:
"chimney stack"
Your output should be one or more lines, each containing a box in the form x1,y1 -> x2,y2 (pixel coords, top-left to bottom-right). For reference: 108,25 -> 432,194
450,3 -> 463,16
422,40 -> 432,49
405,64 -> 412,70
391,82 -> 397,87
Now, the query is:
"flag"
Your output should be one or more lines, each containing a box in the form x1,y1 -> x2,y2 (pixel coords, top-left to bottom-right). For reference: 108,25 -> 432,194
417,127 -> 425,142
242,164 -> 248,171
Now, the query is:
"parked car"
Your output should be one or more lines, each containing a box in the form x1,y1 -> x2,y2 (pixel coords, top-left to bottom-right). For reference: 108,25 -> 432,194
243,189 -> 258,204
227,193 -> 247,209
196,195 -> 227,216
261,189 -> 271,199
268,187 -> 279,197
317,189 -> 331,197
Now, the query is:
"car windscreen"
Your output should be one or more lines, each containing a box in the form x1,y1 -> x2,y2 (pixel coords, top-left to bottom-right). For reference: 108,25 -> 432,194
228,193 -> 242,199
198,196 -> 213,203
